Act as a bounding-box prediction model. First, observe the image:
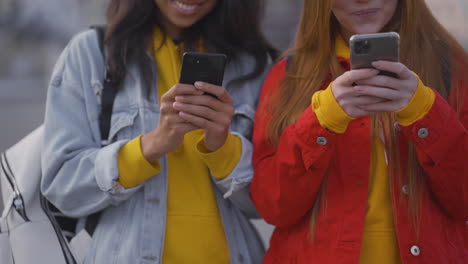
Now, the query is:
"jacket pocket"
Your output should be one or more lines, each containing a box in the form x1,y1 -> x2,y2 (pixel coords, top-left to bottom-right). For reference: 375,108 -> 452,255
231,103 -> 255,140
107,110 -> 139,142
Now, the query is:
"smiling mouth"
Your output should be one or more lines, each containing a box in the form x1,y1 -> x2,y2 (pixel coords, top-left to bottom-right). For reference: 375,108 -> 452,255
172,0 -> 201,13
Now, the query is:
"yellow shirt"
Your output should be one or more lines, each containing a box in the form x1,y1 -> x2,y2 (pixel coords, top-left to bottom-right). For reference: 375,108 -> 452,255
312,36 -> 435,264
116,27 -> 242,264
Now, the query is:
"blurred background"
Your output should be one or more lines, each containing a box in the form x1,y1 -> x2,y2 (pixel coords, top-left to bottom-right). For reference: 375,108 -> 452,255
0,0 -> 467,248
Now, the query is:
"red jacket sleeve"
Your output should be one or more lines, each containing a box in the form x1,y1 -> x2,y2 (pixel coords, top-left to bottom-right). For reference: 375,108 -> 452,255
400,74 -> 468,220
250,59 -> 337,227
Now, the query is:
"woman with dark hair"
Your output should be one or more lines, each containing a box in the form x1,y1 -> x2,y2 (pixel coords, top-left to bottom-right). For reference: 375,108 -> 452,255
251,0 -> 467,263
41,0 -> 276,263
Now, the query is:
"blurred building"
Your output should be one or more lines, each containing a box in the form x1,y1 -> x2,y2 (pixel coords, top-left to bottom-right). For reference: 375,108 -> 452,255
426,0 -> 468,46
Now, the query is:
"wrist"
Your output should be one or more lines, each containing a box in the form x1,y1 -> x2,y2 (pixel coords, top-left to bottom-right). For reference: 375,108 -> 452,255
141,133 -> 164,163
202,130 -> 228,152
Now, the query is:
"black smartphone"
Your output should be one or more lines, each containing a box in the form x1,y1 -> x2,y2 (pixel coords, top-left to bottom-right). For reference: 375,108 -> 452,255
179,52 -> 227,97
349,32 -> 400,78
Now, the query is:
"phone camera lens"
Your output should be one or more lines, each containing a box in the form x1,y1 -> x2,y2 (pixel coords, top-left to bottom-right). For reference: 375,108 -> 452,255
196,60 -> 200,64
355,40 -> 371,54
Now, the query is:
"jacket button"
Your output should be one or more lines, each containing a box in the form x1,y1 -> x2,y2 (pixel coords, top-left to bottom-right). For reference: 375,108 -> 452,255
316,137 -> 327,145
238,254 -> 244,263
410,245 -> 420,256
143,256 -> 158,261
401,184 -> 409,195
417,128 -> 429,138
52,76 -> 62,86
147,198 -> 160,204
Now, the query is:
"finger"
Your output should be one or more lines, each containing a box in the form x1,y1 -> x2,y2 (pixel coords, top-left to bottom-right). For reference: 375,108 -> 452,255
160,110 -> 189,124
194,82 -> 233,104
173,102 -> 231,125
355,75 -> 401,90
337,69 -> 379,86
354,85 -> 400,100
178,111 -> 225,131
163,84 -> 203,101
372,61 -> 413,80
174,94 -> 225,111
175,94 -> 235,116
348,95 -> 388,106
177,122 -> 200,132
358,101 -> 404,113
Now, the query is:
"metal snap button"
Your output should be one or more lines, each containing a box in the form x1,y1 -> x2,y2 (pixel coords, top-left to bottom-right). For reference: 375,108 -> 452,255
143,255 -> 158,261
53,76 -> 62,86
316,136 -> 327,145
147,198 -> 160,204
410,245 -> 420,256
401,184 -> 409,195
417,128 -> 429,138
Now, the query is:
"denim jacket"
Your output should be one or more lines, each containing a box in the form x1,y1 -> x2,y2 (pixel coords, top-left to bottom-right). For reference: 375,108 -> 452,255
41,29 -> 270,264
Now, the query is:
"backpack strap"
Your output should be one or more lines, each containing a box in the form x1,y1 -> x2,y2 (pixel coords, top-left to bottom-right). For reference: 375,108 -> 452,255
90,25 -> 117,146
83,25 -> 116,236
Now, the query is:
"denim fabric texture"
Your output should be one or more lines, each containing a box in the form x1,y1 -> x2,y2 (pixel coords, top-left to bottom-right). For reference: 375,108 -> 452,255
41,29 -> 271,264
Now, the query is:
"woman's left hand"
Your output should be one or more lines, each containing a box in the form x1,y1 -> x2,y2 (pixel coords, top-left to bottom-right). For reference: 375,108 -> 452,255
173,81 -> 234,152
353,61 -> 419,113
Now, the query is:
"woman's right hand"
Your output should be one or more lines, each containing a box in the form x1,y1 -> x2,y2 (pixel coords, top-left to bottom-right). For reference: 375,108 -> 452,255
141,84 -> 204,163
331,68 -> 385,117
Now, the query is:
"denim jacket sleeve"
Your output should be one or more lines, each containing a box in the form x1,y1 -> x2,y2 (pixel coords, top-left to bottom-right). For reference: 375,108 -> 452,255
41,30 -> 140,218
211,56 -> 272,218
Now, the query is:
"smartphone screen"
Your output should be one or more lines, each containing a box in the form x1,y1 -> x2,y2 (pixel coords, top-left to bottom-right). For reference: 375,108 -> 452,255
349,32 -> 400,78
179,52 -> 227,86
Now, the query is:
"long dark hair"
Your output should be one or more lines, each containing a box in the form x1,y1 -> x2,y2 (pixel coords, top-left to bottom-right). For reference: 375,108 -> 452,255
105,0 -> 277,91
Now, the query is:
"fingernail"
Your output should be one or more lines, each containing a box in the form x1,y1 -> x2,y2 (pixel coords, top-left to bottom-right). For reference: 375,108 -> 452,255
371,61 -> 381,67
195,81 -> 204,88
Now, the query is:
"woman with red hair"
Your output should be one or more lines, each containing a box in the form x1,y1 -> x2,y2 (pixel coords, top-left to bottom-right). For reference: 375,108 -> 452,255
251,0 -> 467,263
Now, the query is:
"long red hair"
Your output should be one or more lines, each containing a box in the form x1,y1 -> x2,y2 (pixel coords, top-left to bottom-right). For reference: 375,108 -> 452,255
266,0 -> 468,238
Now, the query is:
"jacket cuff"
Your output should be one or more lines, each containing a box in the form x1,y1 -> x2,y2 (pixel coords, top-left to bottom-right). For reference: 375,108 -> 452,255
94,140 -> 145,205
396,75 -> 436,126
197,132 -> 242,180
117,136 -> 160,188
312,83 -> 355,133
212,132 -> 253,198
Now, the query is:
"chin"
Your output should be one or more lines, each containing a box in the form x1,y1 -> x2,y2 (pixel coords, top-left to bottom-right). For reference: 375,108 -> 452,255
175,21 -> 197,29
355,26 -> 384,35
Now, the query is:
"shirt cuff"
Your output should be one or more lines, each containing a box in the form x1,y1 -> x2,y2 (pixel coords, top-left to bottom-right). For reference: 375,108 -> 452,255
196,132 -> 242,180
117,135 -> 161,188
396,75 -> 436,126
312,83 -> 355,133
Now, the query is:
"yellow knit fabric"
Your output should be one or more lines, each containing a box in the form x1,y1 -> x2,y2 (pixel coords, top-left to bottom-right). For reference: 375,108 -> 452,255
117,27 -> 243,263
117,135 -> 161,187
312,35 -> 435,264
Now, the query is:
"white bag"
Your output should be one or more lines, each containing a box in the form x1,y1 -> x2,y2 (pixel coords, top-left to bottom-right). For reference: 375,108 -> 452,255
0,125 -> 76,264
0,26 -> 111,264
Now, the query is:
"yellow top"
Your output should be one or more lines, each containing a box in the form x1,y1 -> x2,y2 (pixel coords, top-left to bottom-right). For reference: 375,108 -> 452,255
116,27 -> 242,263
312,35 -> 435,264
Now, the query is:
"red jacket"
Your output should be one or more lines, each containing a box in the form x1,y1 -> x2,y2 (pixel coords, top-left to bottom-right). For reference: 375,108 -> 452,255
251,58 -> 468,264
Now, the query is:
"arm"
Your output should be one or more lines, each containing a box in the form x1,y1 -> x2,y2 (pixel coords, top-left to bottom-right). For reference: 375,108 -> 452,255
400,87 -> 468,220
250,60 -> 337,227
41,31 -> 141,218
173,57 -> 274,218
208,132 -> 259,218
357,60 -> 467,220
